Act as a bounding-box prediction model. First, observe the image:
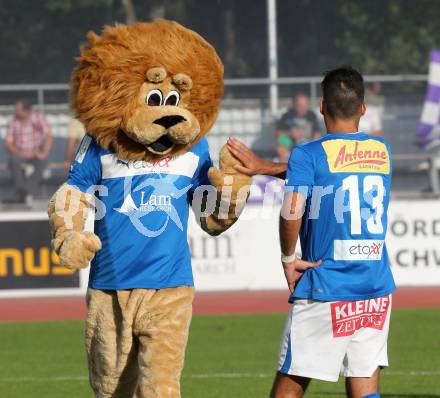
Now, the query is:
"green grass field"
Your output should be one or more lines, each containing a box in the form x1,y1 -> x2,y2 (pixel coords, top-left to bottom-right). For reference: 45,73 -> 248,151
0,309 -> 439,397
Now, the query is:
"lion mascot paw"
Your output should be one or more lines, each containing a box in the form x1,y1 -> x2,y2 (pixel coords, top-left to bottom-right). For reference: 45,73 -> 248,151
47,20 -> 250,398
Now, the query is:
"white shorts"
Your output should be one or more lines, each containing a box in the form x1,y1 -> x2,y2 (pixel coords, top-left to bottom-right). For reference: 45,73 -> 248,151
277,295 -> 392,382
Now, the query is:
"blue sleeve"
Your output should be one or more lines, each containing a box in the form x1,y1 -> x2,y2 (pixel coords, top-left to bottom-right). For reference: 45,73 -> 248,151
285,146 -> 315,195
191,138 -> 213,191
66,135 -> 102,192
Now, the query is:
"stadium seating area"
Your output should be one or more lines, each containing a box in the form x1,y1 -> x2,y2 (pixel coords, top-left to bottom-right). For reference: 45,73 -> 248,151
0,98 -> 438,202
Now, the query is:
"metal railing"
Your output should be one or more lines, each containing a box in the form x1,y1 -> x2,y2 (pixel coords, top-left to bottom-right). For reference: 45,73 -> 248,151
224,74 -> 428,109
0,73 -> 429,112
0,74 -> 438,197
393,153 -> 440,196
0,84 -> 70,111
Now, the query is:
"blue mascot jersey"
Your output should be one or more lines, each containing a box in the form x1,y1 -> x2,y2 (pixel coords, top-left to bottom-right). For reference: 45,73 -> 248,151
285,132 -> 396,301
67,135 -> 212,290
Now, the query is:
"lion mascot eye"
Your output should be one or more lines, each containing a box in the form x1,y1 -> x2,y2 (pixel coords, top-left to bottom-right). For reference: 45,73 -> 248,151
146,89 -> 163,106
164,90 -> 180,106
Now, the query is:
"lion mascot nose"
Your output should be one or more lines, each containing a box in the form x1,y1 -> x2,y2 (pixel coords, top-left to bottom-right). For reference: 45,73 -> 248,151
153,115 -> 186,129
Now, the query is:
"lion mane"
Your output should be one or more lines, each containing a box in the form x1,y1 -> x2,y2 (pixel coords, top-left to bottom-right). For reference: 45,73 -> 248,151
71,20 -> 224,162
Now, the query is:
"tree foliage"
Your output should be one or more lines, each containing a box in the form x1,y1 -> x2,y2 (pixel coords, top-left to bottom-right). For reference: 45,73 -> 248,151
0,0 -> 439,83
337,0 -> 440,74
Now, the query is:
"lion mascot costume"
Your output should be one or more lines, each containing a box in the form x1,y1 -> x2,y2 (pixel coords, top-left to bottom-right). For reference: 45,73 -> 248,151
48,20 -> 251,397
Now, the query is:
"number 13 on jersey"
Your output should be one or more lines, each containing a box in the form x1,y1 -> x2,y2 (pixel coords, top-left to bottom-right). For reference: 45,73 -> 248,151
338,175 -> 385,235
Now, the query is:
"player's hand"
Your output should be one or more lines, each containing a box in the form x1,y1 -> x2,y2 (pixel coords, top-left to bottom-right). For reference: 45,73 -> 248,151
282,258 -> 322,293
226,137 -> 273,176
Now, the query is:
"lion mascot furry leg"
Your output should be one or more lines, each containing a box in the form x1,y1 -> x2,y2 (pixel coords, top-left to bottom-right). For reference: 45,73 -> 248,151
48,21 -> 251,398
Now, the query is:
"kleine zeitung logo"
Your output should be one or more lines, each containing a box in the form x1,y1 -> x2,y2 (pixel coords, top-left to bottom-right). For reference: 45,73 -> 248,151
331,295 -> 390,337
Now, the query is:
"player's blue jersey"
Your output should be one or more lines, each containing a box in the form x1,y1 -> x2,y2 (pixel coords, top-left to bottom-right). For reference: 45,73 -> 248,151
285,132 -> 396,301
67,135 -> 212,290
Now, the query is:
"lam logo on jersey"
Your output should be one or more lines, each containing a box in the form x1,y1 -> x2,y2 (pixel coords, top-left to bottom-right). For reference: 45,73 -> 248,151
115,174 -> 192,237
322,139 -> 390,174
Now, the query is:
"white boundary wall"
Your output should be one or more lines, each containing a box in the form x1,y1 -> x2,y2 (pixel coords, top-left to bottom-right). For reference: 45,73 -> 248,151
191,200 -> 440,291
0,200 -> 439,298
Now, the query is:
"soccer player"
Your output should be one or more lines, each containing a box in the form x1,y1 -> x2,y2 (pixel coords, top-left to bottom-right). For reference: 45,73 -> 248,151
227,66 -> 395,398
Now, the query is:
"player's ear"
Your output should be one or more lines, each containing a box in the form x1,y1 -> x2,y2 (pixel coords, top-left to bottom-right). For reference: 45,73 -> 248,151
360,102 -> 366,116
319,100 -> 324,115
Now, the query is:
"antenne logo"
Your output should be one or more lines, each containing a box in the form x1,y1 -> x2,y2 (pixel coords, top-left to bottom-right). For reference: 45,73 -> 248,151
322,139 -> 390,174
334,142 -> 387,168
115,174 -> 192,237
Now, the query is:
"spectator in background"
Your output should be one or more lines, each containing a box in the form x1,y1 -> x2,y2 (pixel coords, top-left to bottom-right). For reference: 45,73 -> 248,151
277,93 -> 321,143
366,81 -> 385,108
275,134 -> 295,163
4,99 -> 52,203
65,117 -> 86,168
359,80 -> 385,136
359,103 -> 382,136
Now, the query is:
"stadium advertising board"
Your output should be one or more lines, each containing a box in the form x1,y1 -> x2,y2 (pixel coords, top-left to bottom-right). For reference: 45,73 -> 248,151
0,213 -> 86,297
387,200 -> 440,285
191,200 -> 440,290
189,206 -> 287,291
0,199 -> 438,297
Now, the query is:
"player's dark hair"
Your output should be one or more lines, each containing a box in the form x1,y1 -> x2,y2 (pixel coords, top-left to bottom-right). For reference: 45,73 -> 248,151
321,66 -> 364,119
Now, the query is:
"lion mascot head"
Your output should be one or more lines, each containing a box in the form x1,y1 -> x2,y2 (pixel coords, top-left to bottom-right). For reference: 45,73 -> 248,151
71,20 -> 224,162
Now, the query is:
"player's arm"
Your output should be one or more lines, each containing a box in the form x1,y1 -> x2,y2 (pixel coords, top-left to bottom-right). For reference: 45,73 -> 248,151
279,192 -> 304,256
226,137 -> 287,179
279,192 -> 321,293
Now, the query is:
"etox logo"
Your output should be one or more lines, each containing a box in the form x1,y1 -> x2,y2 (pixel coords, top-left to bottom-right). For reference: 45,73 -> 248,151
349,241 -> 384,257
334,239 -> 384,261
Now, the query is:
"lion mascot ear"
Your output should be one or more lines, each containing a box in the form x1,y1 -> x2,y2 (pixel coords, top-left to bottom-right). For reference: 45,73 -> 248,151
47,20 -> 251,398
